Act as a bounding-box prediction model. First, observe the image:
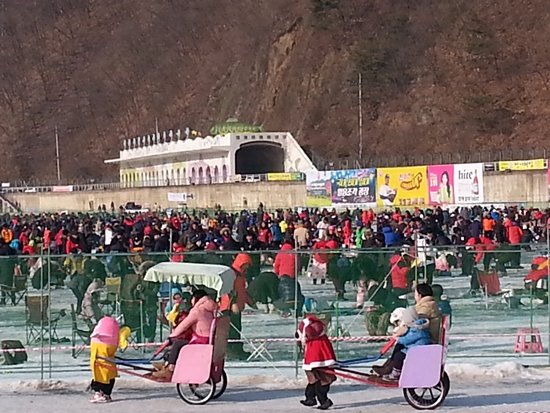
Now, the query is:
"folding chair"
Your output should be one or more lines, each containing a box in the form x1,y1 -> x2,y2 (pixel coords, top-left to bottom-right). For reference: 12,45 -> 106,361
0,273 -> 27,306
70,303 -> 93,358
157,297 -> 171,342
25,296 -> 64,344
477,271 -> 510,309
120,299 -> 144,352
101,277 -> 121,317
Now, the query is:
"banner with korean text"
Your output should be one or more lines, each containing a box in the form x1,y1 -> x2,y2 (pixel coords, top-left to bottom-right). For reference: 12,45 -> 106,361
498,159 -> 547,171
376,166 -> 428,208
330,168 -> 377,207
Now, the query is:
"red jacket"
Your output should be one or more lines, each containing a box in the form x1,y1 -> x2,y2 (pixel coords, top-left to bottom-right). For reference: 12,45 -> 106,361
466,236 -> 496,263
274,244 -> 296,278
22,245 -> 36,255
258,228 -> 273,245
525,256 -> 548,282
19,232 -> 29,246
505,221 -> 523,244
43,229 -> 51,246
171,245 -> 186,262
312,240 -> 328,264
55,229 -> 64,246
171,217 -> 181,231
390,254 -> 409,290
66,237 -> 80,254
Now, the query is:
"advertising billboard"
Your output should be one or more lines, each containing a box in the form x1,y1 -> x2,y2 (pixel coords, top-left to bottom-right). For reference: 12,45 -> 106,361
306,171 -> 332,208
454,163 -> 484,204
497,159 -> 547,171
377,166 -> 428,208
330,168 -> 377,206
427,165 -> 455,205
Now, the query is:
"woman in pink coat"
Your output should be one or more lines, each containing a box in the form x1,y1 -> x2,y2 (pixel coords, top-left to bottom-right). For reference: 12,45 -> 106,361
153,290 -> 217,379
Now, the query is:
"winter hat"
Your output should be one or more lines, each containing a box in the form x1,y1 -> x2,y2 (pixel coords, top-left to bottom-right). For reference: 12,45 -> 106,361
401,307 -> 420,325
390,307 -> 419,326
390,307 -> 406,325
232,253 -> 253,274
296,315 -> 326,344
91,316 -> 120,347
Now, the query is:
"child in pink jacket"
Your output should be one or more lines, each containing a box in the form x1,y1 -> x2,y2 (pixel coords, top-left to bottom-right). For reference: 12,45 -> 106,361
153,290 -> 217,379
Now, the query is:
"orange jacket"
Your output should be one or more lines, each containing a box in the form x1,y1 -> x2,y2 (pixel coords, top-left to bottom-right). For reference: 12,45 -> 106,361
482,218 -> 495,232
1,228 -> 13,243
220,253 -> 254,312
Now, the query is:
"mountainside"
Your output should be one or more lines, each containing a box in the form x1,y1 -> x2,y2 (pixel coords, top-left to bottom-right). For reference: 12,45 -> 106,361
1,0 -> 550,182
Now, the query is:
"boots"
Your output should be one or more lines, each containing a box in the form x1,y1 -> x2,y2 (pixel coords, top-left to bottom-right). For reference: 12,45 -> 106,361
382,367 -> 401,382
372,358 -> 392,376
151,361 -> 166,371
152,364 -> 173,380
315,382 -> 333,410
300,383 -> 317,407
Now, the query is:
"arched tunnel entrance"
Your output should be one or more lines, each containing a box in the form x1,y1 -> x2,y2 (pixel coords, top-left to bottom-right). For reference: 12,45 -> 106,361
235,143 -> 284,175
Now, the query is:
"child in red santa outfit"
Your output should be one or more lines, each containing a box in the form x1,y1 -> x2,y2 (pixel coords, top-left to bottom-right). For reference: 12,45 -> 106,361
296,315 -> 337,410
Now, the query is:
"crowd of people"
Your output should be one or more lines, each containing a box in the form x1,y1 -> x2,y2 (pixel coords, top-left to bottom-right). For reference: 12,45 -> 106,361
0,203 -> 546,300
0,203 -> 547,355
0,203 -> 545,259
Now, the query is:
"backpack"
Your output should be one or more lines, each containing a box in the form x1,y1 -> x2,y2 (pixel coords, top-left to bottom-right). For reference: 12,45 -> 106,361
1,340 -> 27,365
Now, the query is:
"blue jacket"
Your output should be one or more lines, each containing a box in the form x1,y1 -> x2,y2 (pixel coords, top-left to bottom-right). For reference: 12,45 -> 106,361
382,226 -> 400,246
469,220 -> 482,238
270,223 -> 283,242
438,300 -> 452,316
164,287 -> 183,314
397,319 -> 432,353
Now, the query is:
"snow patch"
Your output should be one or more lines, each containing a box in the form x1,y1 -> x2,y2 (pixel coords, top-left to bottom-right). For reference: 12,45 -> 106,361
3,363 -> 550,393
447,361 -> 550,381
0,376 -> 306,393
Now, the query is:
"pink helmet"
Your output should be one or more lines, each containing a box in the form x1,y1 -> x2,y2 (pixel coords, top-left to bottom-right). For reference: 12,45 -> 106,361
91,316 -> 120,347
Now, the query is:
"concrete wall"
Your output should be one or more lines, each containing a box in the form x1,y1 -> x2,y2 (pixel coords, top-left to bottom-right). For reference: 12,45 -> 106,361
9,182 -> 307,213
6,169 -> 550,213
483,170 -> 547,203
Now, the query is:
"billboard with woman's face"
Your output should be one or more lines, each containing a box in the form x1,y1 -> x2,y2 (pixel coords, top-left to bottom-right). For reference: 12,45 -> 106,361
428,165 -> 455,205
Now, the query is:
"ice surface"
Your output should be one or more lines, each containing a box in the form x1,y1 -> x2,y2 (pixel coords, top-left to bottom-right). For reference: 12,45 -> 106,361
1,249 -> 550,411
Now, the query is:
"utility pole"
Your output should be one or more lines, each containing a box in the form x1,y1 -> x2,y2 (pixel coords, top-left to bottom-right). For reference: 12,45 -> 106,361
55,126 -> 60,183
358,72 -> 363,160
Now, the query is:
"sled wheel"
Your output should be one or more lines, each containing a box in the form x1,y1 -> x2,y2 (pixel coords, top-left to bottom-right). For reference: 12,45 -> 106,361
176,376 -> 216,405
403,372 -> 450,410
212,370 -> 227,400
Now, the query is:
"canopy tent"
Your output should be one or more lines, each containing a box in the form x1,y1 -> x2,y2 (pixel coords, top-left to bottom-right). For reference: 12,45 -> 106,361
144,262 -> 235,298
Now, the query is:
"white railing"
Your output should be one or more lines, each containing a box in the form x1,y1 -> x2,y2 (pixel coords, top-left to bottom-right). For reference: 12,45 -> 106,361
0,173 -> 305,194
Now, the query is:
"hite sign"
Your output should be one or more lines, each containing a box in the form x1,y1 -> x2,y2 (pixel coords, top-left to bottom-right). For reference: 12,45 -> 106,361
453,163 -> 483,204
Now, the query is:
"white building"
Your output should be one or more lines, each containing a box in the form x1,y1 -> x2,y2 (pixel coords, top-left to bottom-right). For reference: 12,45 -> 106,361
104,130 -> 317,187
